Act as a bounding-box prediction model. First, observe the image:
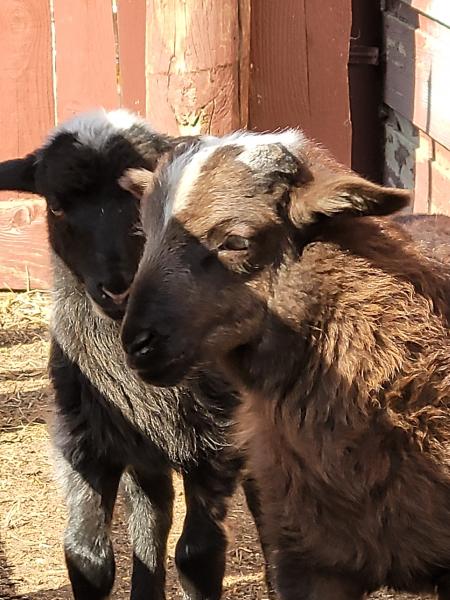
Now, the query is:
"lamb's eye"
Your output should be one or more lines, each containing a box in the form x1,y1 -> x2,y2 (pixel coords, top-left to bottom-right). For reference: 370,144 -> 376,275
220,235 -> 250,252
49,205 -> 64,218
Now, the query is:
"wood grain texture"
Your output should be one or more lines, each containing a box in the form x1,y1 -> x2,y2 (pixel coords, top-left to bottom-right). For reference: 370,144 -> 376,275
238,0 -> 251,129
430,141 -> 450,215
146,0 -> 241,135
53,0 -> 119,122
304,1 -> 352,165
249,1 -> 309,135
117,0 -> 146,115
0,0 -> 53,287
0,0 -> 54,159
384,12 -> 450,151
249,0 -> 352,166
413,130 -> 432,213
0,199 -> 50,290
0,0 -> 54,202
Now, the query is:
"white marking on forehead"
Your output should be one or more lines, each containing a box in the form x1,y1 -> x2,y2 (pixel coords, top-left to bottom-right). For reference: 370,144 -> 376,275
223,129 -> 305,154
46,108 -> 154,150
163,129 -> 305,224
167,144 -> 217,222
234,130 -> 304,168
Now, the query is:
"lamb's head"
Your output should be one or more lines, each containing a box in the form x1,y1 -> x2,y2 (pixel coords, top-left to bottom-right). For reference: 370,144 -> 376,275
120,131 -> 410,386
0,108 -> 176,320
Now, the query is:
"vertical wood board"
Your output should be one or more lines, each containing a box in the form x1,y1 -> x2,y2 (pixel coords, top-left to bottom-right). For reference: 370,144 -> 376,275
53,0 -> 119,122
248,0 -> 352,166
146,0 -> 241,135
117,0 -> 147,115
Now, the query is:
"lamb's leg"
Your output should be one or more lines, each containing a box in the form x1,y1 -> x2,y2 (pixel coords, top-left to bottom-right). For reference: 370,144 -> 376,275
122,467 -> 174,600
175,462 -> 237,600
241,475 -> 276,597
56,452 -> 121,600
275,551 -> 364,600
438,572 -> 450,599
50,341 -> 121,600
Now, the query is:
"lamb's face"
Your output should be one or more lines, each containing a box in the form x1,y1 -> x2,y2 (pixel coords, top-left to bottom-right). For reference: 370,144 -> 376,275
37,130 -> 148,320
121,133 -> 307,385
0,109 -> 173,321
121,131 -> 410,387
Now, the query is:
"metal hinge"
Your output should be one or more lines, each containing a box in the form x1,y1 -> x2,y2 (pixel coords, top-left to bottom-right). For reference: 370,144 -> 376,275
349,44 -> 380,66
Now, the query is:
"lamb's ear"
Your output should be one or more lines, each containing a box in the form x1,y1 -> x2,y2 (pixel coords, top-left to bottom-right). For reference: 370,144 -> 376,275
0,154 -> 37,193
288,174 -> 411,226
118,168 -> 156,200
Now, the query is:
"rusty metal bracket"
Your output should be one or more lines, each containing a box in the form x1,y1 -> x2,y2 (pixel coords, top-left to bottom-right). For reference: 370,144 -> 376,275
349,44 -> 380,65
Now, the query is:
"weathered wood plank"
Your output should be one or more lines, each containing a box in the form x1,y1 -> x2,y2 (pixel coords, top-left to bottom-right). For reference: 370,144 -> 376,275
0,199 -> 50,290
430,141 -> 450,215
413,130 -> 432,213
238,0 -> 251,129
401,0 -> 450,28
384,109 -> 416,191
249,1 -> 309,137
53,0 -> 119,122
249,0 -> 352,166
304,1 -> 352,166
146,0 -> 241,135
384,12 -> 450,151
0,0 -> 54,202
116,0 -> 146,116
0,0 -> 53,287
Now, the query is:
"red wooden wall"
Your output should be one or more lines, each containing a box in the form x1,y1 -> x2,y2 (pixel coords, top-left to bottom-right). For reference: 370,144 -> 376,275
383,0 -> 450,214
248,0 -> 352,167
0,0 -> 353,290
0,0 -> 148,289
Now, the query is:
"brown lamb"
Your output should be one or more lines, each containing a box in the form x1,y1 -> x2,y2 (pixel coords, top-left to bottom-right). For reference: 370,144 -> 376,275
120,130 -> 450,600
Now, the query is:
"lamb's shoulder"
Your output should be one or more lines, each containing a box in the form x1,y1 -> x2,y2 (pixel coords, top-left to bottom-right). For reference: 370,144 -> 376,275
50,257 -> 208,463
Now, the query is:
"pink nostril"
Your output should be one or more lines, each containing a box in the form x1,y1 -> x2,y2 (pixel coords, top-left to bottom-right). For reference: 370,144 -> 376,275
102,287 -> 130,305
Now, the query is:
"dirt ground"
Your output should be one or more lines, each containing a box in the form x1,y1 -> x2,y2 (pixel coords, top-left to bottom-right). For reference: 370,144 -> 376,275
0,291 -> 433,599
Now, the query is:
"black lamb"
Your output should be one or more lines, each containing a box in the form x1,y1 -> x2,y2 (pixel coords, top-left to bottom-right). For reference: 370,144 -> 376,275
0,109 -> 264,600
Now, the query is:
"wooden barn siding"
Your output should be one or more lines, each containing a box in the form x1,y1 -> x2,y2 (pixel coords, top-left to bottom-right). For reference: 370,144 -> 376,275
0,0 -> 54,289
0,0 -> 147,290
145,0 -> 243,136
383,0 -> 450,214
248,0 -> 352,167
0,0 -> 352,290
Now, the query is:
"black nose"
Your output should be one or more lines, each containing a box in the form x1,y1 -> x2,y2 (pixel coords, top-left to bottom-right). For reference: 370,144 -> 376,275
124,329 -> 157,360
98,274 -> 133,304
101,285 -> 130,305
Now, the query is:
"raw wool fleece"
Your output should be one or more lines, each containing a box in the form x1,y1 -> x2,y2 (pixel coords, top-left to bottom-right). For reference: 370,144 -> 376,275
120,130 -> 450,596
50,252 -> 230,466
237,218 -> 450,588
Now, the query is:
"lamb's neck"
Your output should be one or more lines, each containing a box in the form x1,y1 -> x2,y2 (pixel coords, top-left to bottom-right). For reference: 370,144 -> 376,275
225,316 -> 374,434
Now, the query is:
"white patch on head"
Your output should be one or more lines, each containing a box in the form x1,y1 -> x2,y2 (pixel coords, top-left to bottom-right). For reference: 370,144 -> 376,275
46,108 -> 154,150
105,109 -> 141,131
222,129 -> 305,155
162,129 -> 305,224
166,144 -> 217,223
233,129 -> 305,169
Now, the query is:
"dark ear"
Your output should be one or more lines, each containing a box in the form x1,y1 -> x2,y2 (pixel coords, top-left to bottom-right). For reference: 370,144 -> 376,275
288,174 -> 411,226
0,154 -> 37,193
118,168 -> 156,200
